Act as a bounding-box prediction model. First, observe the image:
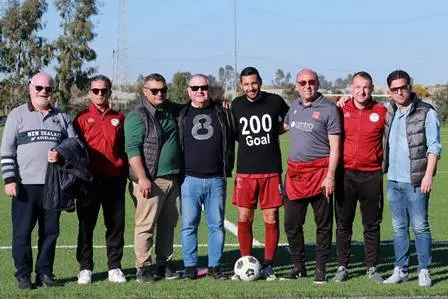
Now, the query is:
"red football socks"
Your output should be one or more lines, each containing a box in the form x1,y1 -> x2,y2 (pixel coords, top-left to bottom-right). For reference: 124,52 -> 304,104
237,221 -> 253,256
264,222 -> 279,261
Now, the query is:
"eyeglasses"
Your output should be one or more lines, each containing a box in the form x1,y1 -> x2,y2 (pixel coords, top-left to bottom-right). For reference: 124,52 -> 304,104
145,87 -> 168,95
390,85 -> 409,94
189,85 -> 209,91
91,88 -> 109,95
297,80 -> 317,87
33,85 -> 53,93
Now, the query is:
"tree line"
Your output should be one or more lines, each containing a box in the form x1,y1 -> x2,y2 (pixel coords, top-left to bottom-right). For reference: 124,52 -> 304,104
0,0 -> 97,114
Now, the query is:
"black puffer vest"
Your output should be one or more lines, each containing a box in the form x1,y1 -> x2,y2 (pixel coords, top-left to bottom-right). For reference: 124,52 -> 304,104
128,99 -> 182,182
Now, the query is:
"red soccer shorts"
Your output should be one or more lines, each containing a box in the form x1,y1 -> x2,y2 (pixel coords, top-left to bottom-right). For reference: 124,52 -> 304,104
232,173 -> 283,209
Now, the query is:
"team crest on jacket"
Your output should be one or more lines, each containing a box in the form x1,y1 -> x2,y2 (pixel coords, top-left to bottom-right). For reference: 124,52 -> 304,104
312,111 -> 320,120
344,112 -> 350,118
369,113 -> 379,122
87,117 -> 95,123
111,118 -> 120,127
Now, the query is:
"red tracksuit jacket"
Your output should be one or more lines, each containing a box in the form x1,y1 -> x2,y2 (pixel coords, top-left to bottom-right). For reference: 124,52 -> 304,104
74,103 -> 127,179
341,99 -> 387,172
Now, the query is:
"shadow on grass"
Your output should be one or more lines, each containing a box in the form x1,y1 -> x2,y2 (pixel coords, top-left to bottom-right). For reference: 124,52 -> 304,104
57,242 -> 448,285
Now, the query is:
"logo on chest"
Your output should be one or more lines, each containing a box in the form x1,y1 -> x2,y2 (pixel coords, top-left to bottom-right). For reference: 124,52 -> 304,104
111,118 -> 120,127
369,113 -> 379,123
192,114 -> 214,140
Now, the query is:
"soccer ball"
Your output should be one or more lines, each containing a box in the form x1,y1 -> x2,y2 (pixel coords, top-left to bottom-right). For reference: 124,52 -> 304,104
233,255 -> 261,281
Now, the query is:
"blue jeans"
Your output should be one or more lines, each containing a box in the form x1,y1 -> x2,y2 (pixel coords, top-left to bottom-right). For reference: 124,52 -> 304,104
386,180 -> 431,270
181,176 -> 226,268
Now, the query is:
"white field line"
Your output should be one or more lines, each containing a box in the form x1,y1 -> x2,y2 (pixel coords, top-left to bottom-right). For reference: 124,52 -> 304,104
224,219 -> 263,246
1,241 -> 448,251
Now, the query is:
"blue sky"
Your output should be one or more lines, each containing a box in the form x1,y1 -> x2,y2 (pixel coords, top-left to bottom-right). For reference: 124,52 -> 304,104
42,0 -> 448,86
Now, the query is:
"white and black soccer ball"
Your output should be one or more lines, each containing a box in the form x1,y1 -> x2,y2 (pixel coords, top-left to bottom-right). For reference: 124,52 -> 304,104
233,255 -> 261,281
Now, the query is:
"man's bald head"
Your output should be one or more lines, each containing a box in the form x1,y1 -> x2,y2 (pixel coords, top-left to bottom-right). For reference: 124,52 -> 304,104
30,72 -> 54,87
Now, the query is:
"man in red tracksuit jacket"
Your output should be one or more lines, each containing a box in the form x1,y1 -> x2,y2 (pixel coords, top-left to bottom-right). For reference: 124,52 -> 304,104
74,75 -> 128,285
333,71 -> 387,283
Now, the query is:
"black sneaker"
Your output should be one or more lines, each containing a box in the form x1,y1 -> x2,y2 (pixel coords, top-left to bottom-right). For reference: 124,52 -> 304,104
286,264 -> 307,279
260,264 -> 277,280
156,262 -> 180,280
136,265 -> 155,283
36,273 -> 60,288
17,275 -> 32,290
208,267 -> 226,280
314,268 -> 327,284
183,266 -> 198,280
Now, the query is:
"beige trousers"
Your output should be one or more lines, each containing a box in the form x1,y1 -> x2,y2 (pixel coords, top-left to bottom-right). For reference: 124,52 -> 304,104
130,176 -> 179,269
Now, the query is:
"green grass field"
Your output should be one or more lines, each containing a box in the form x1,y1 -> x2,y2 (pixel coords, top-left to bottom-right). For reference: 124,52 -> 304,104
0,127 -> 447,297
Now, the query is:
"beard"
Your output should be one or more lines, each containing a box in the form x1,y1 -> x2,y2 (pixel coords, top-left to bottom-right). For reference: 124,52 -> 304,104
32,96 -> 52,109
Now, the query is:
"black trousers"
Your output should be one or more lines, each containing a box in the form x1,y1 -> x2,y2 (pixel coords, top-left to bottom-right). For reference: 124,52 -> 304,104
76,176 -> 126,271
12,184 -> 61,278
284,193 -> 333,270
335,169 -> 383,268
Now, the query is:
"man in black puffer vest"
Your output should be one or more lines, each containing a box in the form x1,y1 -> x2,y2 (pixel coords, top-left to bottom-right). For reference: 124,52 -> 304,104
124,73 -> 183,283
382,70 -> 442,288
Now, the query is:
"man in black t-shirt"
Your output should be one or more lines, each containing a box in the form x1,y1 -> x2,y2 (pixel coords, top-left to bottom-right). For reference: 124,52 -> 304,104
178,74 -> 235,280
231,67 -> 289,280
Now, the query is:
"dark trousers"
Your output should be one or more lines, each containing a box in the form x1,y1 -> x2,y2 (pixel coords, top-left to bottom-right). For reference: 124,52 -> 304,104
284,193 -> 333,270
12,184 -> 61,278
76,176 -> 126,271
335,169 -> 383,268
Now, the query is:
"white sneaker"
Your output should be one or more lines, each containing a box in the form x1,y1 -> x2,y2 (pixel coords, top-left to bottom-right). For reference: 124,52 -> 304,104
418,269 -> 431,287
77,269 -> 92,285
383,266 -> 408,284
108,268 -> 127,283
231,274 -> 241,281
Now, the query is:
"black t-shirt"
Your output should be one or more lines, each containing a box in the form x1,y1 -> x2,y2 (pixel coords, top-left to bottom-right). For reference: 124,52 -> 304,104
231,91 -> 289,173
183,105 -> 223,177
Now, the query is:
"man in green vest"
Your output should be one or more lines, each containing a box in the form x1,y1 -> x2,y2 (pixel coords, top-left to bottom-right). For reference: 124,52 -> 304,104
124,73 -> 183,283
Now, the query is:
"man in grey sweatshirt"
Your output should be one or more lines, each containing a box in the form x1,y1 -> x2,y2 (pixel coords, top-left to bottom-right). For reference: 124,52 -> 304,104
1,72 -> 75,290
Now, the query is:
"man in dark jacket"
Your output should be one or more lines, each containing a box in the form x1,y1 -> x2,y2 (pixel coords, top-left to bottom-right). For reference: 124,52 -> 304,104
124,73 -> 183,283
178,74 -> 235,280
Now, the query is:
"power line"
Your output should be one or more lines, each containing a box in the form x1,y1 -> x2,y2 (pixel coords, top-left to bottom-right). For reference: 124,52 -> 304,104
237,3 -> 448,25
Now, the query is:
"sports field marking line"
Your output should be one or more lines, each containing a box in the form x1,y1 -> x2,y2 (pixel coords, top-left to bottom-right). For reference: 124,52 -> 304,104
224,219 -> 263,246
1,241 -> 448,250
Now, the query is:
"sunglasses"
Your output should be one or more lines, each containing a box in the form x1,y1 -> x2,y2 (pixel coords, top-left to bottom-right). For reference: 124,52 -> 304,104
390,85 -> 409,94
297,79 -> 317,87
189,85 -> 209,91
91,88 -> 109,95
145,87 -> 168,95
34,85 -> 53,93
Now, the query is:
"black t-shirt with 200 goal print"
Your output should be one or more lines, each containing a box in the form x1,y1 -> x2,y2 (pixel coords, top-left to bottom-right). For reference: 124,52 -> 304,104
232,91 -> 289,174
183,104 -> 223,178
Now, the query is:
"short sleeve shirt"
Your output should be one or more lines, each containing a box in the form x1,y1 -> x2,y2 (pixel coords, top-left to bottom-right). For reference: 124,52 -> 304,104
285,94 -> 341,162
232,92 -> 289,173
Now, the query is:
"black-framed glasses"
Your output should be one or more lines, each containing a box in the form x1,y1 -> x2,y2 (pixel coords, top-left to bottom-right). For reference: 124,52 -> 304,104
189,85 -> 209,91
390,85 -> 409,94
145,87 -> 168,95
33,85 -> 53,93
91,88 -> 109,95
297,79 -> 317,87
